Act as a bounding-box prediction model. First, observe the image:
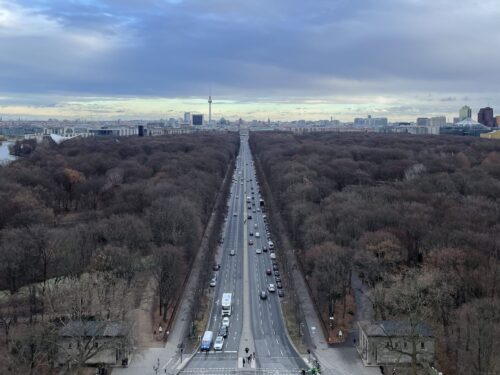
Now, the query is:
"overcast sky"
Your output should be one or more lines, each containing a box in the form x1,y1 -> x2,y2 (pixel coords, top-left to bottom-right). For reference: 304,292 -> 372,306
0,0 -> 499,121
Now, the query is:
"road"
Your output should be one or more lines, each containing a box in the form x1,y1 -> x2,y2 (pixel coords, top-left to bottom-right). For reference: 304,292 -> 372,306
182,135 -> 306,373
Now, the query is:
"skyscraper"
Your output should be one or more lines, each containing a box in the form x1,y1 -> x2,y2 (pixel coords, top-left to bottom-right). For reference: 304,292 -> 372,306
430,116 -> 446,126
459,106 -> 472,121
478,107 -> 494,127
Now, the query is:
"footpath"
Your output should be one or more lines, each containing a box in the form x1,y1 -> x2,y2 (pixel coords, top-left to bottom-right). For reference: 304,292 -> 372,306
113,159 -> 235,375
253,155 -> 379,375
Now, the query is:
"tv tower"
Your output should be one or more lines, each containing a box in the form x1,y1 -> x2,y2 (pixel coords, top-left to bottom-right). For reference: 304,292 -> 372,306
208,95 -> 212,125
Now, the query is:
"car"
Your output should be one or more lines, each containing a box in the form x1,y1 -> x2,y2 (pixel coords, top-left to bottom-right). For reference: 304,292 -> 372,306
222,317 -> 230,327
260,291 -> 267,300
266,268 -> 272,275
274,271 -> 280,277
252,209 -> 256,213
248,215 -> 252,220
213,264 -> 220,271
277,282 -> 283,289
270,253 -> 276,260
268,284 -> 276,292
214,336 -> 224,351
273,264 -> 279,271
257,208 -> 261,212
255,232 -> 260,238
210,278 -> 216,287
263,246 -> 268,252
233,212 -> 238,216
278,290 -> 284,297
248,239 -> 254,245
256,248 -> 262,254
248,205 -> 251,210
218,326 -> 228,338
249,231 -> 254,237
230,249 -> 235,256
275,276 -> 281,282
254,223 -> 258,229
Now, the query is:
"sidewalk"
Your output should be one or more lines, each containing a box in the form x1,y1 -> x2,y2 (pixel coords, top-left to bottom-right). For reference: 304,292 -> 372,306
253,155 -> 379,375
113,161 -> 235,375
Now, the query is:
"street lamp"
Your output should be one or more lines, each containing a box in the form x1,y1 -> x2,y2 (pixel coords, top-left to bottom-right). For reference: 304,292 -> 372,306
153,357 -> 160,375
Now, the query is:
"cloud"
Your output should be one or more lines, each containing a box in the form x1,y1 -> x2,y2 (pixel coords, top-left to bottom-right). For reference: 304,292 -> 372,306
0,0 -> 499,119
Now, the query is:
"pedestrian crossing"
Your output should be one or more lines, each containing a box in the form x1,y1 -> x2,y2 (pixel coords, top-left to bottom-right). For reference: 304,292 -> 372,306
179,369 -> 302,375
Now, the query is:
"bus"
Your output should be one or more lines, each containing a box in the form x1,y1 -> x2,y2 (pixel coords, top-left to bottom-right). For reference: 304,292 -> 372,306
221,293 -> 232,316
201,331 -> 214,351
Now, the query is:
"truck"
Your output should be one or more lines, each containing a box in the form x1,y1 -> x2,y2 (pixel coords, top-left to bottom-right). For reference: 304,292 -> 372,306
221,293 -> 232,316
201,331 -> 213,351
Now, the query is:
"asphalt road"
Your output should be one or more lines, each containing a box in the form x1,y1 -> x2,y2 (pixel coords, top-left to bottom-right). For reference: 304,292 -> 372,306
183,136 -> 305,373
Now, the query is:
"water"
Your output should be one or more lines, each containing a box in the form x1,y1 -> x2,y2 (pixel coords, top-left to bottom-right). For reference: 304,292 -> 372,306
0,141 -> 17,165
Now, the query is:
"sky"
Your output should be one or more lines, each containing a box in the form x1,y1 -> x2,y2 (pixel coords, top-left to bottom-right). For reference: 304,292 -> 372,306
0,0 -> 500,121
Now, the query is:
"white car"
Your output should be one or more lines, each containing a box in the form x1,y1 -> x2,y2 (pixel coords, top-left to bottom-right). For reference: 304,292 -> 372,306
255,232 -> 260,238
270,252 -> 276,260
256,248 -> 262,254
268,284 -> 276,292
214,336 -> 224,351
222,316 -> 230,327
210,278 -> 216,287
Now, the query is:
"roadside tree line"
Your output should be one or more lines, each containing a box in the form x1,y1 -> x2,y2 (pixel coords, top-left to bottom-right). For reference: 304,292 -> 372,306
250,131 -> 500,375
0,133 -> 239,373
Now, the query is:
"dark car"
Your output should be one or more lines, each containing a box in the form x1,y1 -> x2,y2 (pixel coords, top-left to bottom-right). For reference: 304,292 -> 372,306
273,264 -> 279,271
248,239 -> 254,245
278,290 -> 284,297
218,326 -> 228,338
260,291 -> 267,300
276,282 -> 283,289
275,276 -> 281,282
248,215 -> 252,220
249,232 -> 254,237
266,268 -> 272,275
212,264 -> 220,271
263,246 -> 268,252
274,271 -> 280,277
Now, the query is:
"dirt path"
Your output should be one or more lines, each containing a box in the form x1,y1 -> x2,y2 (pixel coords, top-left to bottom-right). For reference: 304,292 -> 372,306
129,277 -> 162,348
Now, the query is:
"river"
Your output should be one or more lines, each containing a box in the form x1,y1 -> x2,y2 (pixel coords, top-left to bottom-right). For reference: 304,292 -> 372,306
0,141 -> 17,165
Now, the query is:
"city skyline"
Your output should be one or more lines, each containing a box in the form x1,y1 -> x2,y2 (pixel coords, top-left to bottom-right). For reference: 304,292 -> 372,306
1,0 -> 500,120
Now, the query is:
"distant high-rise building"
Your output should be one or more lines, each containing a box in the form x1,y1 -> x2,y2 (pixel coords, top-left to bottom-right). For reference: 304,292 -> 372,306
430,116 -> 446,127
192,114 -> 203,126
496,116 -> 500,127
184,112 -> 191,125
478,107 -> 494,127
416,117 -> 430,126
459,106 -> 472,120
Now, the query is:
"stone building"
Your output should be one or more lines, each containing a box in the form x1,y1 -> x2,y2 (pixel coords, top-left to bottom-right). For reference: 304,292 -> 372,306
57,320 -> 132,368
357,320 -> 435,367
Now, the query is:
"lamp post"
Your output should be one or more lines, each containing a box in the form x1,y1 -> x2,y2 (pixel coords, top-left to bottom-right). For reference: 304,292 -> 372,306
153,357 -> 160,375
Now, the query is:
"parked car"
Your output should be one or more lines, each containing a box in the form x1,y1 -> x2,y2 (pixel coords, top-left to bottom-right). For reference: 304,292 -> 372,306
273,264 -> 279,271
278,290 -> 284,297
213,264 -> 220,271
277,282 -> 283,289
210,278 -> 216,287
275,276 -> 282,282
274,271 -> 280,277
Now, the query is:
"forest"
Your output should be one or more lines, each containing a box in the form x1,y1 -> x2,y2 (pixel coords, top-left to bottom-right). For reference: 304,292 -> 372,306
250,132 -> 500,375
0,133 -> 239,374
